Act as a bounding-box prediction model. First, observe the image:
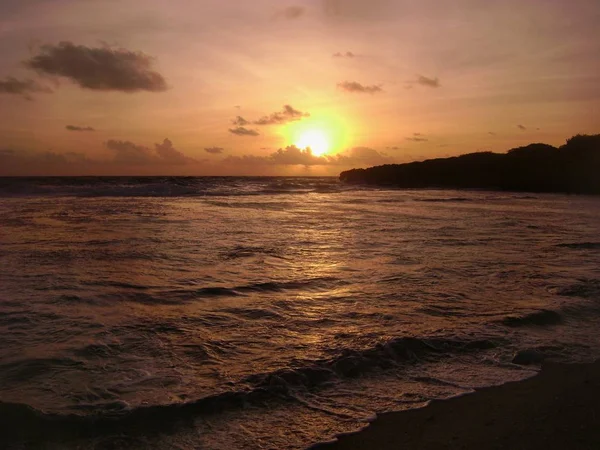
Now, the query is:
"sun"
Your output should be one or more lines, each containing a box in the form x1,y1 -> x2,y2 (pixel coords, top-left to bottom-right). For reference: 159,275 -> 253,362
295,130 -> 330,156
283,113 -> 350,157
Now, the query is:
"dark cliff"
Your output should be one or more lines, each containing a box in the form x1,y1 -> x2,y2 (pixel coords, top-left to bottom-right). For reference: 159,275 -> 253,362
340,134 -> 600,194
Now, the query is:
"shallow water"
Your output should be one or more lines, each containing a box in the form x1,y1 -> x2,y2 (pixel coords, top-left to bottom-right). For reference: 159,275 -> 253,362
1,177 -> 599,449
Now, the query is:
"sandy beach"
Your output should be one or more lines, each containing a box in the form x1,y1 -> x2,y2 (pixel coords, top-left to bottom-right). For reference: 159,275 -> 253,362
316,361 -> 600,450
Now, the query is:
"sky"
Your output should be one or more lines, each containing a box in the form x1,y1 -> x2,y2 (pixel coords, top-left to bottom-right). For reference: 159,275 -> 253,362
0,0 -> 598,175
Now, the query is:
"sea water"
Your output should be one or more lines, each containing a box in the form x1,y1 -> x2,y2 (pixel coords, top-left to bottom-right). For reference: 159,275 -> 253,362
1,177 -> 599,449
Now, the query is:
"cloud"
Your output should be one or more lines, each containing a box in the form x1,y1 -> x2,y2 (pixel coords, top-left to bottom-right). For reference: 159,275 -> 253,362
0,148 -> 95,175
517,124 -> 527,130
25,41 -> 167,92
66,125 -> 95,132
225,146 -> 393,167
416,75 -> 441,88
488,131 -> 497,136
227,106 -> 309,135
406,133 -> 429,142
229,127 -> 260,136
106,138 -> 193,165
154,138 -> 190,164
106,139 -> 154,164
278,6 -> 305,19
205,147 -> 224,154
0,76 -> 52,99
337,81 -> 382,94
232,116 -> 249,126
253,105 -> 309,125
333,51 -> 356,58
1,138 -> 196,175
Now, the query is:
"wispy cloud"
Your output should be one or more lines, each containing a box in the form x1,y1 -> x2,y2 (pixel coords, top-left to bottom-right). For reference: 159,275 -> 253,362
517,124 -> 527,130
232,116 -> 250,126
277,6 -> 305,19
25,42 -> 167,92
229,127 -> 260,137
227,105 -> 309,136
416,75 -> 440,88
253,105 -> 309,125
225,146 -> 393,167
406,133 -> 429,142
337,81 -> 382,94
205,147 -> 224,154
0,76 -> 52,99
106,138 -> 193,164
333,51 -> 356,58
66,125 -> 95,132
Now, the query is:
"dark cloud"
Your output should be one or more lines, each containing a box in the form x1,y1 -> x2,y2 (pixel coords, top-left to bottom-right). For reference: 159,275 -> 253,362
387,146 -> 401,150
253,105 -> 309,125
270,146 -> 323,165
333,51 -> 356,58
106,139 -> 154,164
106,138 -> 193,165
0,148 -> 94,175
25,41 -> 167,92
406,133 -> 429,142
337,81 -> 382,94
518,124 -> 527,130
154,138 -> 190,164
232,116 -> 249,126
205,147 -> 224,154
416,75 -> 441,88
488,131 -> 497,136
66,125 -> 95,132
1,138 -> 195,175
0,76 -> 52,99
229,127 -> 260,137
278,6 -> 305,19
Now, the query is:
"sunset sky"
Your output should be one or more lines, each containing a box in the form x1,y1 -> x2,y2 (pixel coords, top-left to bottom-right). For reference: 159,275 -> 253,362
0,0 -> 598,175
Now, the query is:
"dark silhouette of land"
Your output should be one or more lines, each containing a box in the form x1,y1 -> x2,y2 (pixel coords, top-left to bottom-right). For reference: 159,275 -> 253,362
340,134 -> 600,194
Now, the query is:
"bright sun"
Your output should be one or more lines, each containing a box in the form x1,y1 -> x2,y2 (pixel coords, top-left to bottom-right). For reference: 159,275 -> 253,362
295,130 -> 330,156
284,114 -> 350,157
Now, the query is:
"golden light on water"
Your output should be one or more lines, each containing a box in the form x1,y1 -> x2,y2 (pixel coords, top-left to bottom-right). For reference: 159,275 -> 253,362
284,114 -> 350,157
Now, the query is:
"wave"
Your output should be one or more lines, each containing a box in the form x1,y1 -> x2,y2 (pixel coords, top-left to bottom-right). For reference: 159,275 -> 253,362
167,277 -> 344,302
556,279 -> 600,300
0,176 -> 344,198
0,336 -> 501,445
414,197 -> 472,203
501,310 -> 563,327
221,245 -> 285,260
556,242 -> 600,250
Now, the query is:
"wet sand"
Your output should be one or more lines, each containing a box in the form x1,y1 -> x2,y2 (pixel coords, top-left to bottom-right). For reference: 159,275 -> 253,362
316,361 -> 600,450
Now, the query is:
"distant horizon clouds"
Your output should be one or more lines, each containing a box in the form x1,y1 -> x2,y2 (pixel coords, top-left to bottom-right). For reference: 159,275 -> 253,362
0,0 -> 597,175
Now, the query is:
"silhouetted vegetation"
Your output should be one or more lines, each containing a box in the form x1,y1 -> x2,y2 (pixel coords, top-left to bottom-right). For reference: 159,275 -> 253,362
340,134 -> 600,194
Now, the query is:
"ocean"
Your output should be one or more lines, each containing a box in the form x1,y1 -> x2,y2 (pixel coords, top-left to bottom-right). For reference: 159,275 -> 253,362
1,176 -> 599,449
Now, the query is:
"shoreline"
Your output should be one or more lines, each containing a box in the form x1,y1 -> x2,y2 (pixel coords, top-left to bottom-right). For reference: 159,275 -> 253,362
314,361 -> 600,450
